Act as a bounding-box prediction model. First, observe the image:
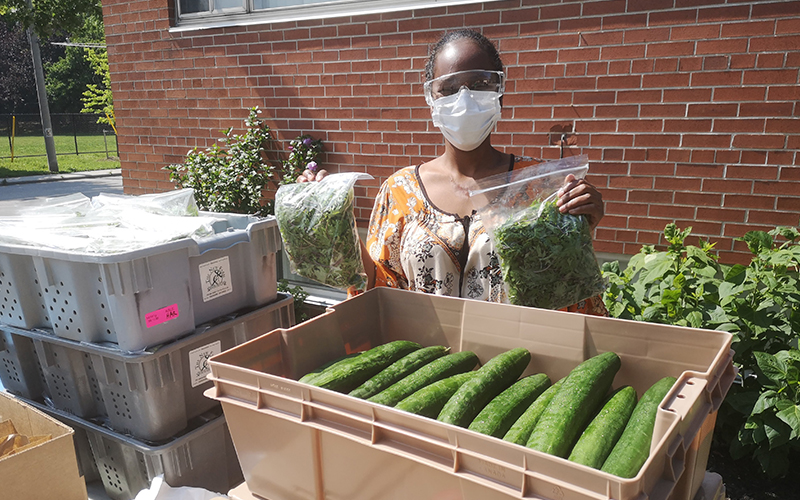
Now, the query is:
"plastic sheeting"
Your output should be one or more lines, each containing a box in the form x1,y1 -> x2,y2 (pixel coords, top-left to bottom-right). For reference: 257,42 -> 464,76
0,189 -> 226,254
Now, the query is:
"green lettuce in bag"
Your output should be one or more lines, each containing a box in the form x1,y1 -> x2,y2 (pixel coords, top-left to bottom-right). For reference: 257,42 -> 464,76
275,172 -> 372,291
470,155 -> 604,309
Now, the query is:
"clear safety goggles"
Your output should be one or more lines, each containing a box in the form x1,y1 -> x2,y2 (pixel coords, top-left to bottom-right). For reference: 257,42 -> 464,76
423,70 -> 505,106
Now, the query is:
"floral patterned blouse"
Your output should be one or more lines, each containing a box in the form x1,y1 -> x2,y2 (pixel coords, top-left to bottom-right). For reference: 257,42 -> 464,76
365,157 -> 608,316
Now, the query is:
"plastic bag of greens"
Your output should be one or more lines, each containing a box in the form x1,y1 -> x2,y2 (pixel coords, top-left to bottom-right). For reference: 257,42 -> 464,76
468,155 -> 604,310
275,172 -> 373,291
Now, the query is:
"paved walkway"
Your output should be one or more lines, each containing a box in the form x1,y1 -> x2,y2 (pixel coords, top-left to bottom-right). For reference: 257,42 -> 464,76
0,169 -> 123,206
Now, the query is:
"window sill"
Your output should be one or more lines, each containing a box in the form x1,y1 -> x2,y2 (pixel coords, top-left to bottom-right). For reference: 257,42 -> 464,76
171,0 -> 497,33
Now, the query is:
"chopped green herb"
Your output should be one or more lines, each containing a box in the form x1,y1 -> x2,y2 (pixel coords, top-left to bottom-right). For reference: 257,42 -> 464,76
494,200 -> 604,309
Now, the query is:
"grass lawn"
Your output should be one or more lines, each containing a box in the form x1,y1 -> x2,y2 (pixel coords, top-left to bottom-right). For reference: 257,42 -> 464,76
0,134 -> 120,178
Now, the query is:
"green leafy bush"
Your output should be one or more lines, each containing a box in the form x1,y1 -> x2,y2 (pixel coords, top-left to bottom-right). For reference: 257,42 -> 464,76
164,107 -> 274,216
602,223 -> 800,478
278,279 -> 309,323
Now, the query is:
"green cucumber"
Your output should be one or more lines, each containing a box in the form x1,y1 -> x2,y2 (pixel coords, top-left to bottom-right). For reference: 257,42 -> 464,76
601,376 -> 677,478
437,347 -> 531,428
349,346 -> 450,399
298,352 -> 362,384
308,340 -> 422,393
568,385 -> 637,469
468,373 -> 551,438
526,351 -> 621,457
367,351 -> 479,407
503,378 -> 564,445
395,371 -> 478,418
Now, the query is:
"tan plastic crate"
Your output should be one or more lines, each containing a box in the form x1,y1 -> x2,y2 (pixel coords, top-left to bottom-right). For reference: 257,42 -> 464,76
226,472 -> 727,500
208,288 -> 736,500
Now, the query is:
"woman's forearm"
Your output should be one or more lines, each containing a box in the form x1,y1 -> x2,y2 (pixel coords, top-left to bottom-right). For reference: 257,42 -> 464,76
360,237 -> 377,289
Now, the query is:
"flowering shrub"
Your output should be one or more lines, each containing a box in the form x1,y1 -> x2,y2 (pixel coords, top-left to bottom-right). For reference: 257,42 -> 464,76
280,134 -> 324,184
164,107 -> 274,216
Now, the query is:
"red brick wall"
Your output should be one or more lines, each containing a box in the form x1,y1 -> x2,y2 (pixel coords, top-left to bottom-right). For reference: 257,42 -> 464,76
102,0 -> 800,263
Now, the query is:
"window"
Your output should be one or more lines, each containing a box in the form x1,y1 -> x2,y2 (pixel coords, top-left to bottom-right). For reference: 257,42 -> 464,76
174,0 -> 497,31
277,248 -> 346,307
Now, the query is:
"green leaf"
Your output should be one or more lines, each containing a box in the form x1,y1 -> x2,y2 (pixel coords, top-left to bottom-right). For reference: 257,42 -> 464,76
752,390 -> 778,415
609,301 -> 625,318
685,310 -> 703,328
685,245 -> 717,268
717,281 -> 740,306
754,351 -> 787,387
724,264 -> 748,284
762,414 -> 791,450
641,252 -> 674,280
776,349 -> 800,365
642,304 -> 664,322
660,288 -> 681,304
601,260 -> 621,275
725,390 -> 759,415
707,306 -> 732,325
775,404 -> 800,439
769,225 -> 800,243
740,231 -> 774,255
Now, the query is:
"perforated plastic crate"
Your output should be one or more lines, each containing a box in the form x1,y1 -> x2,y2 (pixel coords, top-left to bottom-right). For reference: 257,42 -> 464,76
0,328 -> 49,401
0,252 -> 51,329
209,287 -> 736,500
0,212 -> 281,351
5,293 -> 293,441
28,400 -> 242,500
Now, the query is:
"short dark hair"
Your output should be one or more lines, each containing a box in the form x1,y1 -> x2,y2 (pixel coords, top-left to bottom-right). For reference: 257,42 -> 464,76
424,29 -> 504,81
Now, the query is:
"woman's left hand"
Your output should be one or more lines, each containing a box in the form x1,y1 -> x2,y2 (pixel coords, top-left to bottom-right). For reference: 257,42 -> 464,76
556,174 -> 604,230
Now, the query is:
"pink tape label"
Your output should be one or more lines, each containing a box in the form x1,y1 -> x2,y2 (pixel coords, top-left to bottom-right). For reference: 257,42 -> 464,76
145,304 -> 180,328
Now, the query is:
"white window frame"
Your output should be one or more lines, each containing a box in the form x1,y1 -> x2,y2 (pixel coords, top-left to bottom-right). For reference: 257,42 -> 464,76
172,0 -> 499,32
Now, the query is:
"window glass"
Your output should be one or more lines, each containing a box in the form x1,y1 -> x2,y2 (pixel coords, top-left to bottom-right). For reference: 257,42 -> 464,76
253,0 -> 311,8
214,0 -> 247,11
180,0 -> 210,14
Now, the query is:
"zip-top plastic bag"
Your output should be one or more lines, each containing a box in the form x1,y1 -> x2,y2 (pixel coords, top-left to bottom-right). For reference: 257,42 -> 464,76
469,155 -> 604,310
275,172 -> 373,291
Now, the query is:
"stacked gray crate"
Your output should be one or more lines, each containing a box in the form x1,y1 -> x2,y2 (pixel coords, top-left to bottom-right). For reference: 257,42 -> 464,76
1,294 -> 292,440
0,212 -> 292,497
0,212 -> 281,351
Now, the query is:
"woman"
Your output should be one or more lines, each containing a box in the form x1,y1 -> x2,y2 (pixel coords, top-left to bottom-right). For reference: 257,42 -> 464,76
300,29 -> 606,315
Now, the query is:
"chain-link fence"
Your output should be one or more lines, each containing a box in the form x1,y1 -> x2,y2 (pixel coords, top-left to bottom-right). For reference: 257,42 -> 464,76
0,113 -> 118,159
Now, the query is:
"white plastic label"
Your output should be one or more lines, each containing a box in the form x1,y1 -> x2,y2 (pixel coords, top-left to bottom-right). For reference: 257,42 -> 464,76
189,340 -> 222,388
198,256 -> 233,302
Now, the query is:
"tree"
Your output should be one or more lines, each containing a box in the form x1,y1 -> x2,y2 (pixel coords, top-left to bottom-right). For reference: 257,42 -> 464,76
81,46 -> 112,125
0,0 -> 103,39
0,21 -> 64,114
45,14 -> 103,113
44,45 -> 93,113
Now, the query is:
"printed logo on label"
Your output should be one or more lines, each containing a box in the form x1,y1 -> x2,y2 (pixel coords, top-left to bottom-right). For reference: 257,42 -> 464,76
145,303 -> 179,328
189,340 -> 222,388
199,256 -> 233,302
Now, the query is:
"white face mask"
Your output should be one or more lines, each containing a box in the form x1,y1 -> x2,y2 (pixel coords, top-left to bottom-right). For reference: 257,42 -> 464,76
430,88 -> 502,152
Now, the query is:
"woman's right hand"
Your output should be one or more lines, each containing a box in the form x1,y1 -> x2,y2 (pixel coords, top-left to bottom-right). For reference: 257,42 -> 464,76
297,168 -> 329,183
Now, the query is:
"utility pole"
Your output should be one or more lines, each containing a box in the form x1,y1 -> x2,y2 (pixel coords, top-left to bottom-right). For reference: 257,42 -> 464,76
26,3 -> 58,173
